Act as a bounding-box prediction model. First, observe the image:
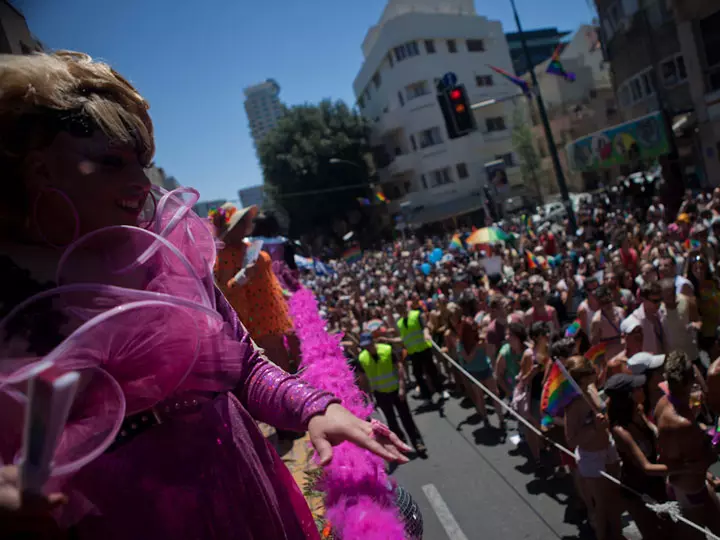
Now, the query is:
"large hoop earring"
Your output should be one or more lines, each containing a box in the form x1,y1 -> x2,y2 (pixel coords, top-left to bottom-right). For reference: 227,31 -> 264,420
32,187 -> 80,249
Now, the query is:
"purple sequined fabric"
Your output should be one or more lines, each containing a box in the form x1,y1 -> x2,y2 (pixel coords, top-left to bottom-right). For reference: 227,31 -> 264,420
54,289 -> 336,539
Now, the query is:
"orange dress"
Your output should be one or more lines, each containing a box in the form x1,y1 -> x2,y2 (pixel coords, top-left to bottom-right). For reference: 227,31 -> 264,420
215,245 -> 293,337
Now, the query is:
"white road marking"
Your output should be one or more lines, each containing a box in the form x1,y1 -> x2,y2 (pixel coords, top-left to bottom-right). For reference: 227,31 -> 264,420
421,483 -> 469,540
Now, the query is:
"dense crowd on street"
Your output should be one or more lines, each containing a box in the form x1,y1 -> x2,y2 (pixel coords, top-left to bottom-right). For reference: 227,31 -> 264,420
303,187 -> 720,540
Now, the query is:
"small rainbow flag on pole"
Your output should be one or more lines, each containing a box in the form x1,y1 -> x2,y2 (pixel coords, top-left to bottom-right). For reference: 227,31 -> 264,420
449,234 -> 464,251
584,342 -> 607,367
546,44 -> 576,82
565,319 -> 582,338
541,360 -> 581,427
488,65 -> 531,97
342,245 -> 362,264
526,251 -> 539,269
375,192 -> 388,203
684,238 -> 701,250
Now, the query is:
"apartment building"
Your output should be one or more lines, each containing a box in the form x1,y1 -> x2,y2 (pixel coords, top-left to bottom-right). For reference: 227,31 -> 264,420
244,79 -> 284,149
353,0 -> 522,226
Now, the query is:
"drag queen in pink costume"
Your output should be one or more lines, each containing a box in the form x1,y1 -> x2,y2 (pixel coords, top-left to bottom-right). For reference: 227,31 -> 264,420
0,51 -> 408,539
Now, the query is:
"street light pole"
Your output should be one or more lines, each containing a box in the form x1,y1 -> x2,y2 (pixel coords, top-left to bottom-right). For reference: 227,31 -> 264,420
509,0 -> 577,231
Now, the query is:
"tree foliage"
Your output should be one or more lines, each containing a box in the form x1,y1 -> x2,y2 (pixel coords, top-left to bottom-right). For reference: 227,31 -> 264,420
257,100 -> 372,239
511,105 -> 543,201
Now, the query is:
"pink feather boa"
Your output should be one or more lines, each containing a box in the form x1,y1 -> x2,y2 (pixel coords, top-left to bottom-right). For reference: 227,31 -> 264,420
289,288 -> 405,539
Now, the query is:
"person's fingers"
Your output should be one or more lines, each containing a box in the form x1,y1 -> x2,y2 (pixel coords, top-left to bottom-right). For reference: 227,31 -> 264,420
385,429 -> 412,452
350,428 -> 408,463
312,435 -> 334,466
47,493 -> 68,508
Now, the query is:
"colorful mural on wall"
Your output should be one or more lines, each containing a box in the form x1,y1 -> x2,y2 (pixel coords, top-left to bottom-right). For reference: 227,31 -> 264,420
566,111 -> 671,171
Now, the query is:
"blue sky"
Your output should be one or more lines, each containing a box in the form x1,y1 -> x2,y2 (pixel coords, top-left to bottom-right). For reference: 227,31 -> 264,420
23,0 -> 595,203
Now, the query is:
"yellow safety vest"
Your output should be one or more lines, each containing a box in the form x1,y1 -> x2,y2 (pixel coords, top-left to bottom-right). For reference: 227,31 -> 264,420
397,310 -> 431,354
358,344 -> 399,393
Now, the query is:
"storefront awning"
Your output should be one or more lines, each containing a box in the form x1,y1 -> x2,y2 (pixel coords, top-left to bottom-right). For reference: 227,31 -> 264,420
406,195 -> 485,226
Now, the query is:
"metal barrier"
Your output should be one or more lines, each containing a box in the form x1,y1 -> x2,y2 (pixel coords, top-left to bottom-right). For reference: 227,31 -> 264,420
431,341 -> 720,540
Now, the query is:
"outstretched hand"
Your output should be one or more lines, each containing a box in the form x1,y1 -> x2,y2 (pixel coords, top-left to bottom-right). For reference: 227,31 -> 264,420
308,404 -> 411,466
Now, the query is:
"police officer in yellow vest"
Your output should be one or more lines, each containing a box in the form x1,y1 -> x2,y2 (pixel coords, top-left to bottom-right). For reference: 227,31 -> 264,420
395,299 -> 448,405
357,332 -> 426,454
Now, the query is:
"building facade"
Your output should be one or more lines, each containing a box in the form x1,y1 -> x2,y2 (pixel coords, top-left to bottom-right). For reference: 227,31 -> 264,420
526,25 -> 620,195
506,27 -> 571,76
238,185 -> 265,209
145,166 -> 180,192
0,1 -> 42,54
353,0 -> 522,226
244,79 -> 284,149
595,0 -> 705,184
671,0 -> 720,184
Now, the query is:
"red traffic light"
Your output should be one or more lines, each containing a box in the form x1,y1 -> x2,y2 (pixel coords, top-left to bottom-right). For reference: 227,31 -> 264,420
449,89 -> 462,100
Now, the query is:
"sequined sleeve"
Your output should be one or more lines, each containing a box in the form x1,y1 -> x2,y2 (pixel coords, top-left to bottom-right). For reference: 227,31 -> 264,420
214,287 -> 339,430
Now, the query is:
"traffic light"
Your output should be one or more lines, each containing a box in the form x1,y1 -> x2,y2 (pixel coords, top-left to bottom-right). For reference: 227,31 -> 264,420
438,84 -> 476,139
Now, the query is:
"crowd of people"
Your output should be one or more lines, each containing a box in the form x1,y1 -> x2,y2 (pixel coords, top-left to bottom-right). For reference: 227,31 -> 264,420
305,188 -> 720,540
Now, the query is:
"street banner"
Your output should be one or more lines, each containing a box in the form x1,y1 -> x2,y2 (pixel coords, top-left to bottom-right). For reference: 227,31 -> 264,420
566,111 -> 671,172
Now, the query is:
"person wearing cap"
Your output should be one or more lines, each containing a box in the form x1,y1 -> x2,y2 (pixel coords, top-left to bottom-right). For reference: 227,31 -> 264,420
627,351 -> 666,416
655,351 -> 720,537
212,203 -> 296,373
606,373 -> 676,539
357,333 -> 427,455
606,316 -> 644,378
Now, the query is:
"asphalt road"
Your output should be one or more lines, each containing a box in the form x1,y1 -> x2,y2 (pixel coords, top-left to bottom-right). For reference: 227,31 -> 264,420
388,391 -> 628,540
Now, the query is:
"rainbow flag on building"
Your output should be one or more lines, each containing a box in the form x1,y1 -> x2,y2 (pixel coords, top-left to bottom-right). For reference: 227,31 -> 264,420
342,246 -> 362,264
546,45 -> 576,82
375,192 -> 388,203
541,360 -> 580,427
488,65 -> 531,97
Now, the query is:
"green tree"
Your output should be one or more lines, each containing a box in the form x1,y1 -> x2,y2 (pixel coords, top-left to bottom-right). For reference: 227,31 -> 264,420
258,100 -> 373,240
511,105 -> 543,203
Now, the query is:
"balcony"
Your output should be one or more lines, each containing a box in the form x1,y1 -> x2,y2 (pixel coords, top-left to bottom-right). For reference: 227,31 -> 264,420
373,107 -> 404,136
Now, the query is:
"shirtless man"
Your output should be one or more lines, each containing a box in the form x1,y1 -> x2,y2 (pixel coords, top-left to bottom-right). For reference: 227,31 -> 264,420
577,276 -> 601,334
656,351 -> 720,538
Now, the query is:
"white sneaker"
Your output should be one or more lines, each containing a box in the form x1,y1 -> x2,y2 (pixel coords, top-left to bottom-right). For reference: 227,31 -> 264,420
441,390 -> 450,400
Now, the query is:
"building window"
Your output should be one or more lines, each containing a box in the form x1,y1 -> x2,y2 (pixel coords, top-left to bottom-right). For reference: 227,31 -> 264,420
660,54 -> 687,87
387,52 -> 394,68
429,167 -> 453,187
393,41 -> 420,62
495,153 -> 515,167
618,68 -> 656,108
410,134 -> 417,151
425,40 -> 436,54
701,11 -> 720,91
418,126 -> 443,148
467,39 -> 485,52
485,117 -> 507,132
456,163 -> 469,179
447,40 -> 457,53
364,89 -> 371,102
372,72 -> 381,89
421,174 -> 428,189
397,91 -> 404,107
405,80 -> 430,100
475,75 -> 494,87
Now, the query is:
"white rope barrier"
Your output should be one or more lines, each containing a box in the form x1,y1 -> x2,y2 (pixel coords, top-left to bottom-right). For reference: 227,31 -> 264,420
430,341 -> 720,540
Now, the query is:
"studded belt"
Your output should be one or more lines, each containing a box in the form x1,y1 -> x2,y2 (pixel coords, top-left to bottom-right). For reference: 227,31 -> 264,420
106,396 -> 208,453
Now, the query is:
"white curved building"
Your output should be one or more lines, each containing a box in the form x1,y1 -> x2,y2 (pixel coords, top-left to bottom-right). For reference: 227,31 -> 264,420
353,0 -> 523,225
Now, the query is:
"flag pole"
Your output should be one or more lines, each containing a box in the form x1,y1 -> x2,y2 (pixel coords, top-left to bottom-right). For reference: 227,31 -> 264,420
509,0 -> 577,232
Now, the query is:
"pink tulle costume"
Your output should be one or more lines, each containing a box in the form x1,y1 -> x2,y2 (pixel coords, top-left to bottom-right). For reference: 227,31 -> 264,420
0,188 -> 337,539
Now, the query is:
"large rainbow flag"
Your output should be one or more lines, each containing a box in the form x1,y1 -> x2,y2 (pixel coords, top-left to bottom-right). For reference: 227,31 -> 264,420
342,245 -> 362,264
541,360 -> 580,427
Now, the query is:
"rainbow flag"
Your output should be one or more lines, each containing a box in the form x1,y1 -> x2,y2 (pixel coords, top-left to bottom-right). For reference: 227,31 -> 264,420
546,44 -> 576,82
541,361 -> 580,427
684,238 -> 701,250
584,342 -> 607,366
488,65 -> 531,97
375,192 -> 387,203
565,319 -> 581,338
449,234 -> 464,251
342,246 -> 362,264
526,251 -> 539,269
